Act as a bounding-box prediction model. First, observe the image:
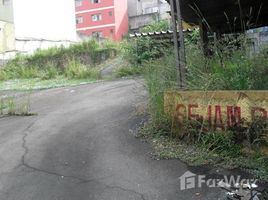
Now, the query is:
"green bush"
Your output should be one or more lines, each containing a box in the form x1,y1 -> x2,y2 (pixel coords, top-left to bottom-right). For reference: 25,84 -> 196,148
114,66 -> 143,78
41,62 -> 58,80
139,31 -> 268,181
186,35 -> 268,90
121,20 -> 170,66
144,49 -> 177,124
141,20 -> 170,32
11,65 -> 39,79
0,70 -> 8,81
64,59 -> 100,80
228,117 -> 268,149
0,39 -> 116,81
121,37 -> 168,65
102,39 -> 119,50
142,33 -> 268,156
200,131 -> 242,157
64,59 -> 89,79
185,29 -> 200,45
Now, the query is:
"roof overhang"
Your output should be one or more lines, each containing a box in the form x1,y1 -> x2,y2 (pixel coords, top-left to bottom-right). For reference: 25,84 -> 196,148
166,0 -> 268,33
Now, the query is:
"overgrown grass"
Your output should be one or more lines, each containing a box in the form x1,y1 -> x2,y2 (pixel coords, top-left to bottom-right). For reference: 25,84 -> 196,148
0,40 -> 116,82
0,93 -> 34,116
114,65 -> 143,78
143,49 -> 177,124
140,119 -> 268,181
186,35 -> 268,90
141,36 -> 268,126
136,33 -> 268,181
64,59 -> 101,79
0,77 -> 97,91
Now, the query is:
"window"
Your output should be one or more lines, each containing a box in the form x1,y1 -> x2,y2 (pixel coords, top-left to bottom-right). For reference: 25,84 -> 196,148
108,11 -> 113,16
91,0 -> 100,4
92,31 -> 103,39
76,17 -> 83,24
144,7 -> 159,14
110,29 -> 114,36
2,0 -> 11,5
75,0 -> 82,7
91,14 -> 102,22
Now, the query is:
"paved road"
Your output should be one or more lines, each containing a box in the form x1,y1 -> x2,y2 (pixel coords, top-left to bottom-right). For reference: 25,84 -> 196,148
0,79 -> 225,200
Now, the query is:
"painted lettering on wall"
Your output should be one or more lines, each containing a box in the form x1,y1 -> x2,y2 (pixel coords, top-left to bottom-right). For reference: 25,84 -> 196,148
175,104 -> 267,130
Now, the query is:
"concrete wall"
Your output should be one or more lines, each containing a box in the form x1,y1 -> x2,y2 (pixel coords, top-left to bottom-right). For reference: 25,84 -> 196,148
0,21 -> 15,53
0,38 -> 75,60
165,91 -> 268,131
114,0 -> 129,40
0,0 -> 14,23
12,0 -> 77,41
128,0 -> 170,31
129,13 -> 158,31
248,32 -> 268,53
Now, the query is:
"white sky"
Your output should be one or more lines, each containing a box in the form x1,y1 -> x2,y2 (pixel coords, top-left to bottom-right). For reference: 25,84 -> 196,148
12,0 -> 77,41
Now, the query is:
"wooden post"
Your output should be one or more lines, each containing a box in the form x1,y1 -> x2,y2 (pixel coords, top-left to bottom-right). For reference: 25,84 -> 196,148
170,0 -> 185,89
170,0 -> 186,89
175,0 -> 186,89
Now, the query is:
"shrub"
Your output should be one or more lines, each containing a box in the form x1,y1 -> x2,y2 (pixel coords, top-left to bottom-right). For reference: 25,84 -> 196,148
142,33 -> 268,161
228,117 -> 268,149
64,59 -> 100,80
186,36 -> 268,90
0,39 -> 116,81
102,39 -> 119,50
141,20 -> 170,32
114,66 -> 143,78
199,131 -> 242,157
14,65 -> 39,79
41,62 -> 58,80
64,59 -> 89,79
122,37 -> 168,65
144,49 -> 177,124
0,70 -> 8,81
185,29 -> 200,45
87,67 -> 101,80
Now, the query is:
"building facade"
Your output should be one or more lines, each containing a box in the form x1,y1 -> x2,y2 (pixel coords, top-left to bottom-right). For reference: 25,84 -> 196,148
75,0 -> 128,41
0,0 -> 77,59
0,0 -> 15,55
128,0 -> 170,32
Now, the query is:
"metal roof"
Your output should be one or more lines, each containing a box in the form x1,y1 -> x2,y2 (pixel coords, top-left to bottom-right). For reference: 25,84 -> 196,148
129,29 -> 194,38
167,0 -> 268,33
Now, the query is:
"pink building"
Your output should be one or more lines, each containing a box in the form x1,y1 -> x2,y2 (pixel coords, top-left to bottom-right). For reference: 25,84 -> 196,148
75,0 -> 128,41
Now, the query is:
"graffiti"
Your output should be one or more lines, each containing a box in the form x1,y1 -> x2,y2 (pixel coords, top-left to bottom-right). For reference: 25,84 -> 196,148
175,104 -> 268,130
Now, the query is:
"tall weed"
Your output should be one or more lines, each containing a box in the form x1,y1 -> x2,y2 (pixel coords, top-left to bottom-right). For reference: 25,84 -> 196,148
144,49 -> 177,125
0,39 -> 115,81
64,59 -> 100,80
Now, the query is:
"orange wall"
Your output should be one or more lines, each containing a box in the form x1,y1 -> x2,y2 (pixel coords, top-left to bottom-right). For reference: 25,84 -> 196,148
114,0 -> 129,41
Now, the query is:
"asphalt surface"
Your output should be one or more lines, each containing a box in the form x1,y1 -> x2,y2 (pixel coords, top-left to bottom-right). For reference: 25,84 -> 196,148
0,79 -> 225,200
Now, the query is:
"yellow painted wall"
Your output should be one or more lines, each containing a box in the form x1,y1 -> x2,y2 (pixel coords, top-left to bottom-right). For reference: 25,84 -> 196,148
0,21 -> 15,53
165,90 -> 268,130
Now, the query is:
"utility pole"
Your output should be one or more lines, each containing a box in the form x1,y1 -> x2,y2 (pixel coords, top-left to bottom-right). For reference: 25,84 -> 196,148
170,0 -> 186,89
